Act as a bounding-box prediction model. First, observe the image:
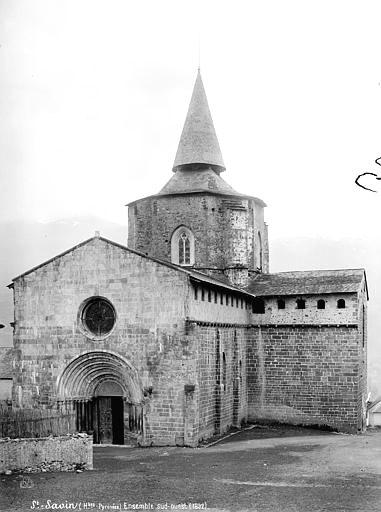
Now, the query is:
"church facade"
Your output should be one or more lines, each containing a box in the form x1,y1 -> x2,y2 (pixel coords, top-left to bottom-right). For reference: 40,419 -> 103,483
8,72 -> 368,446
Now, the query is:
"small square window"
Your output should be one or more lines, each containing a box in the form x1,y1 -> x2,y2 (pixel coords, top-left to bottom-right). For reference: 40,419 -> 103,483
252,298 -> 265,314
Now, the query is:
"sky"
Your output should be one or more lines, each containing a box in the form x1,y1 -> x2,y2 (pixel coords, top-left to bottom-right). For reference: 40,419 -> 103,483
1,0 -> 381,233
1,1 -> 381,387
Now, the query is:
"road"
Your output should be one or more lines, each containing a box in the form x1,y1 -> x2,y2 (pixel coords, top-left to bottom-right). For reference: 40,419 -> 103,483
1,425 -> 381,512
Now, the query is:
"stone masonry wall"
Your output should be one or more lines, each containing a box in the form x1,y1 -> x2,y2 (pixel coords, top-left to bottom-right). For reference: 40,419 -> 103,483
0,434 -> 93,473
247,325 -> 362,432
188,287 -> 366,437
128,194 -> 269,287
357,287 -> 368,430
183,281 -> 252,443
188,322 -> 248,442
189,286 -> 252,325
11,235 -> 367,443
12,238 -> 198,446
250,293 -> 358,325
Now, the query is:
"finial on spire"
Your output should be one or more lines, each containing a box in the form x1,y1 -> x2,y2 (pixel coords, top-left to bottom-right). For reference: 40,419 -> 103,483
198,33 -> 201,72
172,71 -> 225,173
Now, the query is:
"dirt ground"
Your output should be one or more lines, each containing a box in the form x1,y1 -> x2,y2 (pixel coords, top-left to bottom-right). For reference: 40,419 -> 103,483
1,425 -> 381,512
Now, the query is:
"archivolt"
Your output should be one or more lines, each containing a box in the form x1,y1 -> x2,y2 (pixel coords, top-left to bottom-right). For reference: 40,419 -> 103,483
56,350 -> 143,403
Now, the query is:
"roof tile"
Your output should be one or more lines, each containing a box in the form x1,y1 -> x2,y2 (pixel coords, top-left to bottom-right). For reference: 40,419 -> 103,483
248,269 -> 366,297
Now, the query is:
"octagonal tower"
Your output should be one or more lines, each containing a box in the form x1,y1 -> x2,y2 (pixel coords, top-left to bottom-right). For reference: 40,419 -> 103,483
128,71 -> 269,287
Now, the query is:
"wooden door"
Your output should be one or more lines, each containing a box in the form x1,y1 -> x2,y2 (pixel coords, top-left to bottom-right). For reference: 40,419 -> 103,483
92,396 -> 125,444
97,397 -> 113,444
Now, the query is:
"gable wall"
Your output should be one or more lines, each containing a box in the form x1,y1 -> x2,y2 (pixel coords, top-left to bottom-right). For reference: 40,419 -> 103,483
12,239 -> 199,446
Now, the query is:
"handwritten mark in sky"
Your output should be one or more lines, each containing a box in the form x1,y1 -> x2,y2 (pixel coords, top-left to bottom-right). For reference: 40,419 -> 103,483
355,157 -> 381,192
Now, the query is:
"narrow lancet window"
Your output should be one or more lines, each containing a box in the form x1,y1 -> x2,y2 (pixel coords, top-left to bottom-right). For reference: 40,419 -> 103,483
257,231 -> 263,270
171,226 -> 195,266
178,232 -> 190,265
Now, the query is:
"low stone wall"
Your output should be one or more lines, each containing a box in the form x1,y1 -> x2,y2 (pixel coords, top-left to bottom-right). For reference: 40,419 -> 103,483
0,433 -> 93,473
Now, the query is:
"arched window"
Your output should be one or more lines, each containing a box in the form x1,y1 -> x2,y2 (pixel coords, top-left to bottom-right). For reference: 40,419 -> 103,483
317,299 -> 325,310
171,226 -> 195,266
179,232 -> 190,264
277,298 -> 286,310
337,299 -> 346,309
296,298 -> 306,310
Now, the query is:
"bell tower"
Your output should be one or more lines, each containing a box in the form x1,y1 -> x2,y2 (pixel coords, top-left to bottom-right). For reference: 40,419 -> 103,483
127,71 -> 269,287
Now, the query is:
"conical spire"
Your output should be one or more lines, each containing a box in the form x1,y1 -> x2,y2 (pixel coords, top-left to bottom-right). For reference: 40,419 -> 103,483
172,70 -> 225,173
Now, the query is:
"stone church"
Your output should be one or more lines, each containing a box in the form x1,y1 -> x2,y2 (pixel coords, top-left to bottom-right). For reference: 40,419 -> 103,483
8,71 -> 368,446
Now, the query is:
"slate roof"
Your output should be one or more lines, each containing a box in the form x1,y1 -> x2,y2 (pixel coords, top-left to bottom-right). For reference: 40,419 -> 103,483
127,188 -> 266,207
0,348 -> 13,379
155,167 -> 266,206
128,70 -> 266,207
248,269 -> 368,298
159,168 -> 239,195
173,70 -> 225,173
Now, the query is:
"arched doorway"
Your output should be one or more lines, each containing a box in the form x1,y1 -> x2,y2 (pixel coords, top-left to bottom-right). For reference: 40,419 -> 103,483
57,351 -> 144,445
93,381 -> 124,444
